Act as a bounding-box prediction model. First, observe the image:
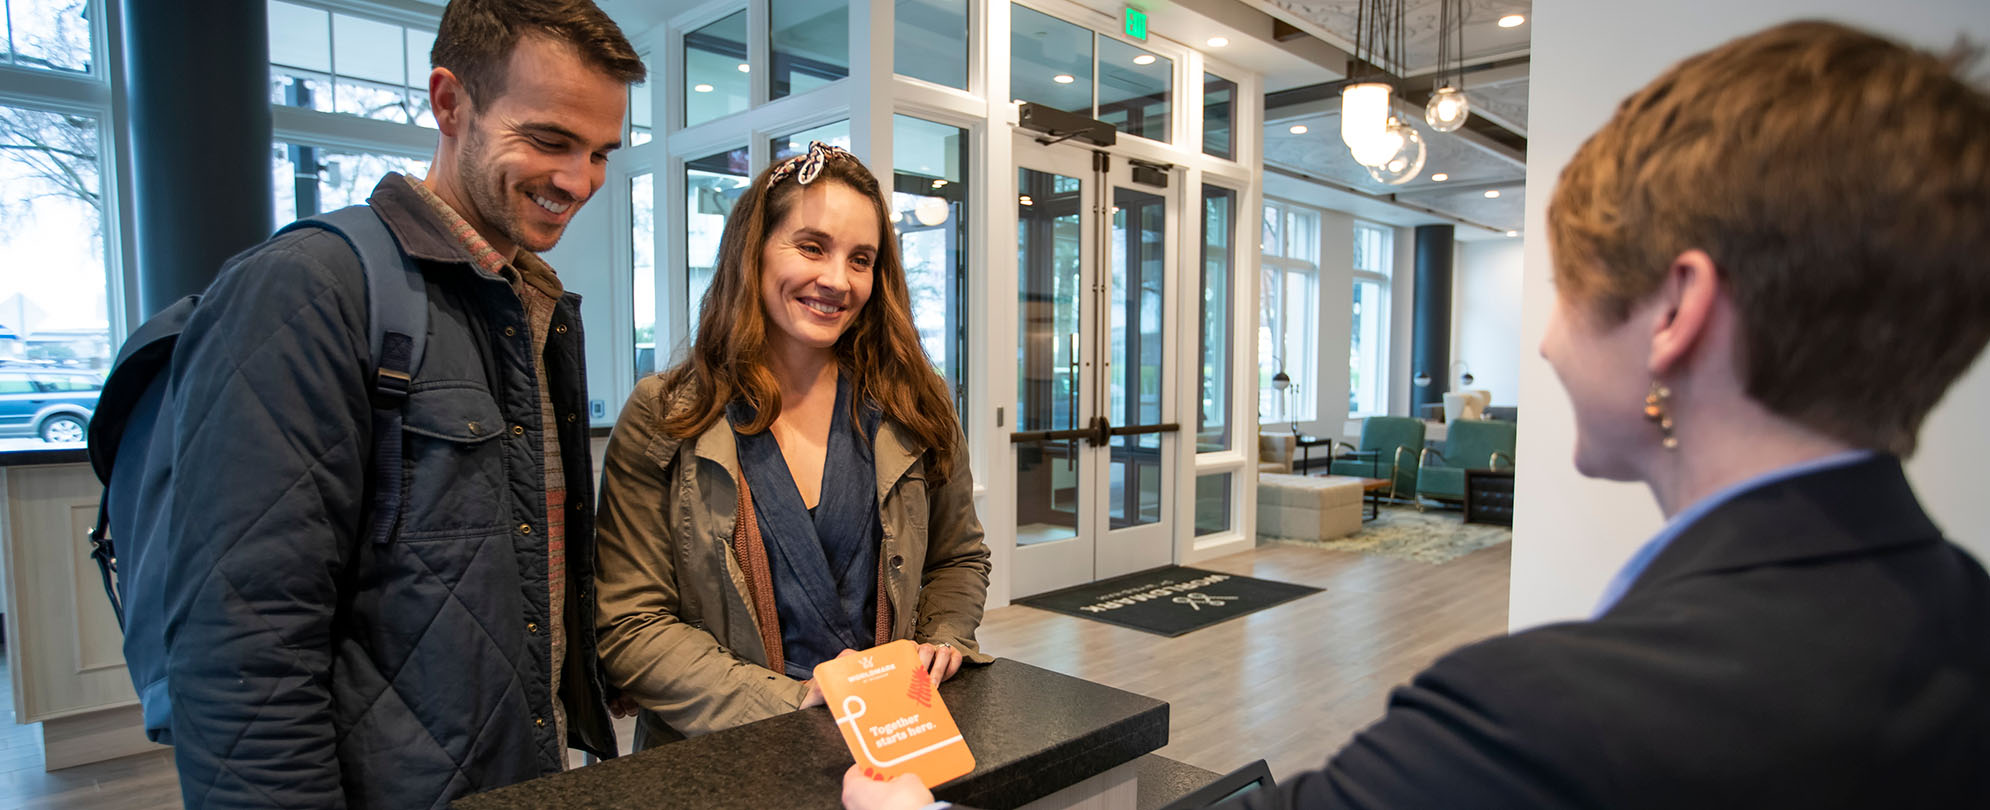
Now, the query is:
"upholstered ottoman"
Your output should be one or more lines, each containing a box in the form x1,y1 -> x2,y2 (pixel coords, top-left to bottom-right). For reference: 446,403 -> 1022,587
1256,473 -> 1365,541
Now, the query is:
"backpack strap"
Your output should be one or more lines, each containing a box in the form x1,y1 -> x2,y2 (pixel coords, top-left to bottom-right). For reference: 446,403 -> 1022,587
279,205 -> 428,545
88,493 -> 123,629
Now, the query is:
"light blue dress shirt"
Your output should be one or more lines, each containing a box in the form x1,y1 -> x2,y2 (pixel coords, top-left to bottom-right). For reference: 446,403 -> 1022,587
1591,450 -> 1876,618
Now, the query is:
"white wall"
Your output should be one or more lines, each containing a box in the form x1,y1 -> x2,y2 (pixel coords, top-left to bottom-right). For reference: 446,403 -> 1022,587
1452,238 -> 1523,406
1512,0 -> 1990,630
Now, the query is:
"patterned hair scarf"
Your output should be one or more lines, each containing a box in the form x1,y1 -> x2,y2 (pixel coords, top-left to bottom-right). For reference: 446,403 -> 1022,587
769,140 -> 853,187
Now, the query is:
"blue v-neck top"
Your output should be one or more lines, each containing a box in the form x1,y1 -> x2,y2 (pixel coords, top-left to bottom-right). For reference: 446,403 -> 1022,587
729,376 -> 882,678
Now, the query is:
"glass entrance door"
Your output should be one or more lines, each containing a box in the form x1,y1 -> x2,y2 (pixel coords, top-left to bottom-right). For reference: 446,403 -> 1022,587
1011,134 -> 1179,597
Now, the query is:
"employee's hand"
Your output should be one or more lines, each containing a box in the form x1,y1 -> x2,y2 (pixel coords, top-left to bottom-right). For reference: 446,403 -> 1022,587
842,764 -> 935,810
916,642 -> 963,683
803,649 -> 863,708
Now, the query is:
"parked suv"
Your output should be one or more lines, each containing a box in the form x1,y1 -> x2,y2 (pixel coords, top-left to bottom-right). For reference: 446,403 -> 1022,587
0,368 -> 102,443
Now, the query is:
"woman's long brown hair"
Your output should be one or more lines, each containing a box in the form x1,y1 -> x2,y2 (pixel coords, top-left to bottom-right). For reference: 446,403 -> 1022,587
656,152 -> 964,483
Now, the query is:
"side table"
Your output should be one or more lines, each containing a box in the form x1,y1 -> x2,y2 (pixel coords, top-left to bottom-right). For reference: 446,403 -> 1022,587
1463,468 -> 1515,526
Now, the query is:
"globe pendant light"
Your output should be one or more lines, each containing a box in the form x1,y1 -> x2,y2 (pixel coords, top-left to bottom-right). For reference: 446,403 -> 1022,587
1424,0 -> 1472,133
1425,86 -> 1470,132
1365,117 -> 1426,185
913,195 -> 951,226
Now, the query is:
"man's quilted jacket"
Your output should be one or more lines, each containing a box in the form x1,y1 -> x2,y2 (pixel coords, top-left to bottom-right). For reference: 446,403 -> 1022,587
163,177 -> 615,809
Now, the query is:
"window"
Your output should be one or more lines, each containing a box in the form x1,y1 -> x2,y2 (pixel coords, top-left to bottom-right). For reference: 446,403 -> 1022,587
0,1 -> 113,438
268,1 -> 437,127
1198,185 -> 1234,452
685,146 -> 750,329
272,142 -> 428,222
895,0 -> 966,90
4,0 -> 94,73
1009,6 -> 1091,116
632,172 -> 655,378
1194,472 -> 1231,536
770,0 -> 847,100
628,75 -> 651,145
1350,222 -> 1393,416
684,11 -> 747,128
771,119 -> 849,161
1203,73 -> 1236,159
1096,38 -> 1169,143
0,101 -> 112,411
892,116 -> 968,417
1010,7 -> 1173,145
1259,199 -> 1319,424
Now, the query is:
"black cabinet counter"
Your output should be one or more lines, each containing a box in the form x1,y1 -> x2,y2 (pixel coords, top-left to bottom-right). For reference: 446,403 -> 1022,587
454,658 -> 1169,810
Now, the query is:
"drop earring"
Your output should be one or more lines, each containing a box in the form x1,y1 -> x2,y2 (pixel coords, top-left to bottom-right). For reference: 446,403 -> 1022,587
1644,381 -> 1677,450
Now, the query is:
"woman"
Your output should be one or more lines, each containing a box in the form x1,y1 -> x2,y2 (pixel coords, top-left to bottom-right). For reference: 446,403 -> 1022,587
847,20 -> 1990,810
595,142 -> 991,748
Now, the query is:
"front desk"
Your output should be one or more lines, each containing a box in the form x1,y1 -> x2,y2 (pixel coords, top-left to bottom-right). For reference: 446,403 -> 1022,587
455,659 -> 1173,810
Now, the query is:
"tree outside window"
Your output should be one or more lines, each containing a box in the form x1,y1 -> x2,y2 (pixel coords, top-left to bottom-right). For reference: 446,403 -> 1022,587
1349,222 -> 1392,416
1259,199 -> 1318,424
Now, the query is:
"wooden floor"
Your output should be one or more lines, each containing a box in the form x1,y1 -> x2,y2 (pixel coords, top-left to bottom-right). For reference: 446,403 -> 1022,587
979,540 -> 1511,783
0,538 -> 1509,806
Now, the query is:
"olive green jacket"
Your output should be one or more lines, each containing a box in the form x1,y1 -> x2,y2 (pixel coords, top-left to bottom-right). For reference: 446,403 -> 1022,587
594,375 -> 992,744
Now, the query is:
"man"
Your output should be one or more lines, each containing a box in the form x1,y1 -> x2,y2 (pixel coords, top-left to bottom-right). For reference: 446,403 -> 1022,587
845,18 -> 1990,810
164,2 -> 643,807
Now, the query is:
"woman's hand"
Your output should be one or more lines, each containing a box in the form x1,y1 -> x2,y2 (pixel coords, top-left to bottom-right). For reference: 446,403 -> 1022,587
804,648 -> 863,708
608,694 -> 640,718
842,765 -> 935,810
916,642 -> 963,683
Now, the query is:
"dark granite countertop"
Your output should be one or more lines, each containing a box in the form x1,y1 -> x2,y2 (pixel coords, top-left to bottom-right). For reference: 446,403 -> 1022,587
0,448 -> 88,467
1134,754 -> 1220,810
454,658 -> 1169,810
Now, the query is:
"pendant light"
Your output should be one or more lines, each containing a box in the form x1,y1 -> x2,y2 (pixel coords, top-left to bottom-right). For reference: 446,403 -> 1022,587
1341,0 -> 1423,182
1366,117 -> 1426,185
1341,82 -> 1395,166
1424,0 -> 1472,133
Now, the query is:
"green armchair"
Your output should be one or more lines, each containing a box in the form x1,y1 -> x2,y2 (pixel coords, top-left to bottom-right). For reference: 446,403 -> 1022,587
1418,420 -> 1517,507
1328,416 -> 1425,501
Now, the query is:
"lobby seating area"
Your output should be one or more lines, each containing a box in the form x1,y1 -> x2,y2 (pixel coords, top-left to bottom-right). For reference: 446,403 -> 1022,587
1417,420 -> 1518,507
1256,473 -> 1366,541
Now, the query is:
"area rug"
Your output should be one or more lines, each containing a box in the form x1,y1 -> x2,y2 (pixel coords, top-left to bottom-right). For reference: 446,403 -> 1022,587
1015,565 -> 1321,637
1264,505 -> 1512,564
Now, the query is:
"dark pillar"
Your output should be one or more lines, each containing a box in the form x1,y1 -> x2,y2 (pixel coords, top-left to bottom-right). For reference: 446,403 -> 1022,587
122,0 -> 272,318
1410,224 -> 1455,415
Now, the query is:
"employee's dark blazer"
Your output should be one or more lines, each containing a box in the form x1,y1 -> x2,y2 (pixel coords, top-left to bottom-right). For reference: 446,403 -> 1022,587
1234,455 -> 1990,809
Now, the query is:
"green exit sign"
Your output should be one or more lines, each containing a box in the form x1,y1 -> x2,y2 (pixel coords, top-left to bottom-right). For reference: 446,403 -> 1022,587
1124,7 -> 1148,41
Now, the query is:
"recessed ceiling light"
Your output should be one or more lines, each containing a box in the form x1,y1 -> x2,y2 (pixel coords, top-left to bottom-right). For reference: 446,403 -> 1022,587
1019,194 -> 1035,206
1498,14 -> 1525,28
1288,124 -> 1309,134
1053,74 -> 1076,84
737,63 -> 751,73
1505,230 -> 1520,237
1431,172 -> 1449,182
1133,54 -> 1156,66
1207,36 -> 1229,48
931,179 -> 947,188
693,83 -> 714,93
1484,189 -> 1502,198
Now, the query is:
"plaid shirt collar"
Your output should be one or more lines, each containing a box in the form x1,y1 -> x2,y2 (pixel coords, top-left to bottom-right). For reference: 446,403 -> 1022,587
402,174 -> 565,300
